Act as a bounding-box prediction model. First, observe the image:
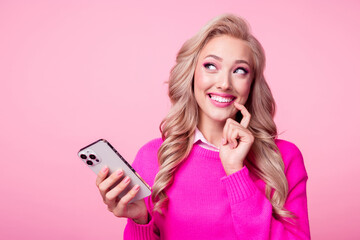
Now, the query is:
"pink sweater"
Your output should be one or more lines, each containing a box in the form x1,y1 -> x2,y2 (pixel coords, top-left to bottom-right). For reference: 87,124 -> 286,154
124,138 -> 310,239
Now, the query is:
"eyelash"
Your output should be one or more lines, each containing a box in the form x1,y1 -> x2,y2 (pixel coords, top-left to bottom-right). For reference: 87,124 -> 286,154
234,67 -> 249,75
203,63 -> 216,70
203,63 -> 249,75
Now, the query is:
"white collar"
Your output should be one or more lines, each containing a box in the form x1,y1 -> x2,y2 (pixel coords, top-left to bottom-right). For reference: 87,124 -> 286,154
193,128 -> 220,152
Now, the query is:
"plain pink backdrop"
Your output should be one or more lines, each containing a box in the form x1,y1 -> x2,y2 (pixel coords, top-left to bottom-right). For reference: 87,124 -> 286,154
1,0 -> 360,239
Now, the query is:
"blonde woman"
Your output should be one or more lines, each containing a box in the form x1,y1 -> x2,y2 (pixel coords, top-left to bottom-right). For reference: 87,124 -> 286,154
96,14 -> 310,239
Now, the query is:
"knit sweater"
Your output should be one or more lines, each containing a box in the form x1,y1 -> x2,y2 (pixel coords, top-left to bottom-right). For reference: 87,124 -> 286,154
124,138 -> 310,240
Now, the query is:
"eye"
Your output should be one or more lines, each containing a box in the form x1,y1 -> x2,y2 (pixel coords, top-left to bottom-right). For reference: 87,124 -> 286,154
203,63 -> 217,71
234,67 -> 249,75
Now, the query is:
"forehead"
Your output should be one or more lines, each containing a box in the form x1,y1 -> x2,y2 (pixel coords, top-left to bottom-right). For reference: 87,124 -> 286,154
199,35 -> 253,64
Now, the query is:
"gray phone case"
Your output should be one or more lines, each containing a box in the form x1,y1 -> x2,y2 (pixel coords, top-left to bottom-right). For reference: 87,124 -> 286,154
78,139 -> 151,203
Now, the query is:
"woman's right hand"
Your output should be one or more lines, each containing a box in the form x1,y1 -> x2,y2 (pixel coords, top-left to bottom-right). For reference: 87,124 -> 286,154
96,166 -> 149,224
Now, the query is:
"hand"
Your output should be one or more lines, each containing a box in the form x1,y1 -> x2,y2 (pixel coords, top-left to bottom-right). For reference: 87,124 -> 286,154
219,102 -> 254,175
96,167 -> 149,224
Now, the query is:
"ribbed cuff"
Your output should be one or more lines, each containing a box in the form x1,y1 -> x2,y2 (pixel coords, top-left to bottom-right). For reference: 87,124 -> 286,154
221,166 -> 258,204
126,216 -> 155,239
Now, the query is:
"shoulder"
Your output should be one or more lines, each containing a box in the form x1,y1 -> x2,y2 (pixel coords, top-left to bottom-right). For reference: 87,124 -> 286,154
131,138 -> 163,186
275,139 -> 302,161
136,138 -> 163,156
275,139 -> 308,181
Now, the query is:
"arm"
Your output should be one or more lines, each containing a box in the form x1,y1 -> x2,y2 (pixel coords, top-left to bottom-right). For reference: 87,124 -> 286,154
123,196 -> 160,240
123,139 -> 162,240
221,145 -> 310,239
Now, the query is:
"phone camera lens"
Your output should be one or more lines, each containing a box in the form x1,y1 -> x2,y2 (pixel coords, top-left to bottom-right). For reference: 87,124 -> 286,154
80,154 -> 87,159
89,154 -> 96,159
86,160 -> 93,165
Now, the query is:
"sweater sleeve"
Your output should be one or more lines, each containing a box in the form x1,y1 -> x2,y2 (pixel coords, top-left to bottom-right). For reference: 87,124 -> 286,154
122,139 -> 162,240
123,196 -> 160,240
221,142 -> 310,240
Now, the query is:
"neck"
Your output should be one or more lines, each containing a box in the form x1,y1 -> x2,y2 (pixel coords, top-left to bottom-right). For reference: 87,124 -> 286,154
197,118 -> 225,148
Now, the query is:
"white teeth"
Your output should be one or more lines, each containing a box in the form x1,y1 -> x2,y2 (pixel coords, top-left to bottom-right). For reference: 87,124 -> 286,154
210,94 -> 233,103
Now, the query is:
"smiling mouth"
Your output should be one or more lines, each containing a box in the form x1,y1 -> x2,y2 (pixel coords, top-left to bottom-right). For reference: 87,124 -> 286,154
208,94 -> 235,103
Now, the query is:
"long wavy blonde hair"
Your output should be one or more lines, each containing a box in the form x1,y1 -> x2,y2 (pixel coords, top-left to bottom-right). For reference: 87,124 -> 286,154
152,14 -> 294,220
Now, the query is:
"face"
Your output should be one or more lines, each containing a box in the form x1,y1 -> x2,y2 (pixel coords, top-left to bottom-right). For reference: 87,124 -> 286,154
194,35 -> 253,126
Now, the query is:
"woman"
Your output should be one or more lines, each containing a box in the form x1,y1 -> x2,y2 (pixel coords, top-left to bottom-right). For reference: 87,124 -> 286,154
96,14 -> 310,239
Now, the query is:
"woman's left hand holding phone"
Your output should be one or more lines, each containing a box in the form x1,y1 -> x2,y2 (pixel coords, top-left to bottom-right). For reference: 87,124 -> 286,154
95,166 -> 149,224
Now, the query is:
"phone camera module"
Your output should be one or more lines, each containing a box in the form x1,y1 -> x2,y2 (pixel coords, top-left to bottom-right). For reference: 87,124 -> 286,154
80,150 -> 100,166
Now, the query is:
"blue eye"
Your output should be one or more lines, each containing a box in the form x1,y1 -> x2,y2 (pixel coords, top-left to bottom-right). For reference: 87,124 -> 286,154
234,67 -> 248,75
204,63 -> 216,70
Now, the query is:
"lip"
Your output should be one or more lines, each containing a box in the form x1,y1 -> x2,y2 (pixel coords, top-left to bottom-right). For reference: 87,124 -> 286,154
208,92 -> 235,98
207,92 -> 236,108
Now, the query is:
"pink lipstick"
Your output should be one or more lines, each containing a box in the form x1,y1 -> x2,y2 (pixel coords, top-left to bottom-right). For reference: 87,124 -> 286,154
208,93 -> 235,108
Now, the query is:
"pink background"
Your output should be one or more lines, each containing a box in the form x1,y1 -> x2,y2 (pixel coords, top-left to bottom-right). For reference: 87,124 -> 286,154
1,0 -> 360,239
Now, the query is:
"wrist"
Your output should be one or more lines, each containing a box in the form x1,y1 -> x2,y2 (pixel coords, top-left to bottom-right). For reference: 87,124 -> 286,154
223,163 -> 244,175
133,212 -> 149,225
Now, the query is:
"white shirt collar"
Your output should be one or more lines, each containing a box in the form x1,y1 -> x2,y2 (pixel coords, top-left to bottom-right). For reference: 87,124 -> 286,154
193,128 -> 219,152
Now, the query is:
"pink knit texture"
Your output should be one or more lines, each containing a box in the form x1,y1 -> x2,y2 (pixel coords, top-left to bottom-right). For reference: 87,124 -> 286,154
124,138 -> 310,239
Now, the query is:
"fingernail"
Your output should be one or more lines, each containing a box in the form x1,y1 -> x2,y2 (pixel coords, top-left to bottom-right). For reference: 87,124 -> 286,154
134,185 -> 140,191
117,169 -> 123,176
124,176 -> 130,183
102,166 -> 108,173
222,138 -> 226,145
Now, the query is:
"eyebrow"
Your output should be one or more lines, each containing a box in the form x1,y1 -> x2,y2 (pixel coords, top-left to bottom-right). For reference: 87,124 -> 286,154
205,54 -> 250,66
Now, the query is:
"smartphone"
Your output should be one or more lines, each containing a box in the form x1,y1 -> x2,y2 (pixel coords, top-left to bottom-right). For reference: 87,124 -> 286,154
78,139 -> 151,203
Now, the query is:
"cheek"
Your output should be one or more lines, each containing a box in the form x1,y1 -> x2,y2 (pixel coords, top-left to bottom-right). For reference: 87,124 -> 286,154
194,67 -> 207,92
193,67 -> 210,99
234,80 -> 252,99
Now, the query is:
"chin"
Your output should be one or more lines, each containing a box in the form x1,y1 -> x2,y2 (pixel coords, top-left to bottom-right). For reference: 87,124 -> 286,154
209,112 -> 236,123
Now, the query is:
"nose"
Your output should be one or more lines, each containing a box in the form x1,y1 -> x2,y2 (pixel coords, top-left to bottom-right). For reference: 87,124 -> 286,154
216,73 -> 232,90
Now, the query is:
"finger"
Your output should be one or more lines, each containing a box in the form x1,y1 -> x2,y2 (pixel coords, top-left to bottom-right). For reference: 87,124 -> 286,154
230,127 -> 241,149
222,119 -> 231,145
229,123 -> 244,149
223,118 -> 237,146
225,119 -> 239,148
234,102 -> 251,128
118,185 -> 141,207
105,176 -> 131,202
98,169 -> 124,197
96,166 -> 109,187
